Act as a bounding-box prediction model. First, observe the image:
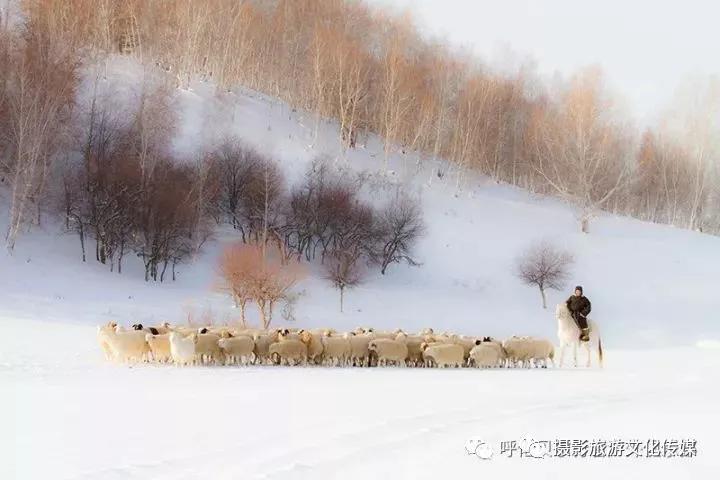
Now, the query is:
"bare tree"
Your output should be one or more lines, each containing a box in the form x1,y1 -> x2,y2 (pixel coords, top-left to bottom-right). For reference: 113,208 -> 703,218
218,241 -> 262,327
529,69 -> 632,233
515,241 -> 574,309
253,245 -> 305,328
374,194 -> 425,275
218,241 -> 304,329
2,26 -> 77,251
324,249 -> 364,313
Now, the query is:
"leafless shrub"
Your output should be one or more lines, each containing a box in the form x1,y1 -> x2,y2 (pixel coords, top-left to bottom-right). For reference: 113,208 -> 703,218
373,195 -> 425,275
218,241 -> 305,329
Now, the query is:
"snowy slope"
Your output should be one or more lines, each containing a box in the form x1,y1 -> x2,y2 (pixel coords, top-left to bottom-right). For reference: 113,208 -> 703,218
1,56 -> 719,347
2,57 -> 720,479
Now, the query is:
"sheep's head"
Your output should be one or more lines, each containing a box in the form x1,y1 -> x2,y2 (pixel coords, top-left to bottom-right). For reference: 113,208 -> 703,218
132,324 -> 143,331
368,341 -> 377,351
198,327 -> 209,334
299,330 -> 312,345
475,339 -> 482,346
220,331 -> 232,339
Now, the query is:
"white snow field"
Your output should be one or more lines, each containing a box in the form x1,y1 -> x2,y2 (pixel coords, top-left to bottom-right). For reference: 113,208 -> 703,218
2,57 -> 720,479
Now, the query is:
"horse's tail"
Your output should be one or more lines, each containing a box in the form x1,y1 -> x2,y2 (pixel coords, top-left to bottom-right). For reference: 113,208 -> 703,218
598,335 -> 604,368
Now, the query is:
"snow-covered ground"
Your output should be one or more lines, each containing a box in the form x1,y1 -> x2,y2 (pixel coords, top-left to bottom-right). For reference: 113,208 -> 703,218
3,320 -> 718,479
2,57 -> 720,478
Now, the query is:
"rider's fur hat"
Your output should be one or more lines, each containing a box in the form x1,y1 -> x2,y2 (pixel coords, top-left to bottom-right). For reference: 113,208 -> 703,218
574,285 -> 583,293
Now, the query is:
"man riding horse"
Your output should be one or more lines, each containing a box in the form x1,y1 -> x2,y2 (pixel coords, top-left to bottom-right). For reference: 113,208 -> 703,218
566,286 -> 591,342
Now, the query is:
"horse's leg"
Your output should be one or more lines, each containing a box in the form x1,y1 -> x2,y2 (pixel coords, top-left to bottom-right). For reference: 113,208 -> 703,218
559,343 -> 565,368
585,342 -> 592,368
573,342 -> 578,367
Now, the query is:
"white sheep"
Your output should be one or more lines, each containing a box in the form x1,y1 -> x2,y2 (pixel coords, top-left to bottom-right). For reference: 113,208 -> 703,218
299,330 -> 324,364
453,337 -> 477,361
346,333 -> 373,366
395,332 -> 426,367
421,343 -> 464,368
367,339 -> 408,367
468,341 -> 506,368
503,336 -> 555,368
218,336 -> 255,365
253,333 -> 275,365
268,339 -> 308,366
169,332 -> 198,365
97,321 -> 119,360
195,333 -> 224,365
526,338 -> 555,368
145,333 -> 172,363
102,327 -> 150,363
320,335 -> 351,366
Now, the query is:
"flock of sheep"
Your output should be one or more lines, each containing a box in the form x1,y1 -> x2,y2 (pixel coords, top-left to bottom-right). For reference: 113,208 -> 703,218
97,321 -> 557,368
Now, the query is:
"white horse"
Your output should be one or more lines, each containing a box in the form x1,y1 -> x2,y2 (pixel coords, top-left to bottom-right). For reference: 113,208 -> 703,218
556,303 -> 603,368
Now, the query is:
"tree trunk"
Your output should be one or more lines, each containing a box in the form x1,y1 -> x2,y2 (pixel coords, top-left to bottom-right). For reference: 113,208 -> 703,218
340,286 -> 344,313
160,259 -> 168,282
78,223 -> 86,262
258,300 -> 269,329
580,215 -> 590,234
238,300 -> 247,328
540,285 -> 547,309
117,239 -> 125,274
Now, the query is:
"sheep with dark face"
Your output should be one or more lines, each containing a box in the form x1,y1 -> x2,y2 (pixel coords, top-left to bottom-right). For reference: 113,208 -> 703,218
468,340 -> 506,368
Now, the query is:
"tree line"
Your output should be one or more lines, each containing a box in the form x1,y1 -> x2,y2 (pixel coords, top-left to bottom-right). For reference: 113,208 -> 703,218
1,0 -> 719,266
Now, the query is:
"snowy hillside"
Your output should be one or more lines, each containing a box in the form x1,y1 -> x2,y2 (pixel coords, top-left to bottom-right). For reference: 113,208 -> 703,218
1,57 -> 719,347
3,57 -> 720,479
